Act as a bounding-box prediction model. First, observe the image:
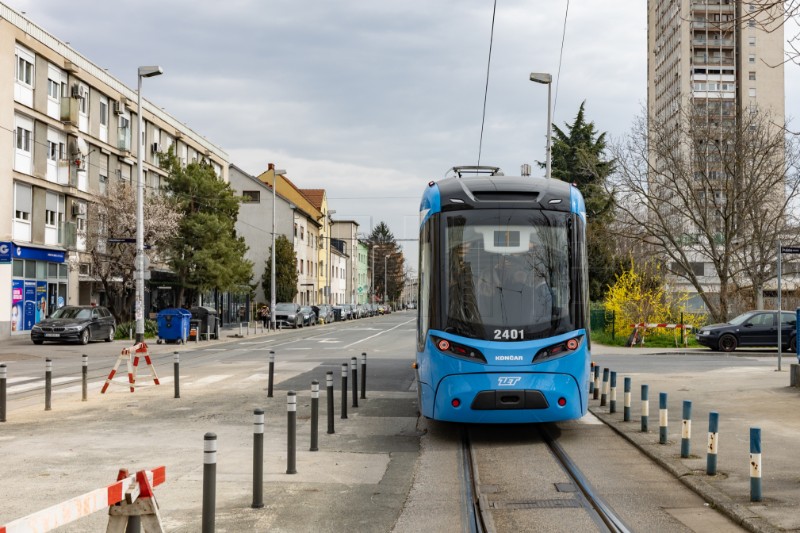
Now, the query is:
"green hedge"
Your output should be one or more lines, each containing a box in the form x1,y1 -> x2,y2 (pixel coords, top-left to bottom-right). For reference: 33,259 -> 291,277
114,319 -> 158,340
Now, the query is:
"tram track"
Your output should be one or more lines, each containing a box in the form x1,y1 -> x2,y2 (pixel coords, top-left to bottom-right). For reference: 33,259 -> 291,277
461,424 -> 632,533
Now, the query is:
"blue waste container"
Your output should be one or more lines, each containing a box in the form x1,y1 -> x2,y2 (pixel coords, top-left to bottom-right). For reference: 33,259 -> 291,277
157,308 -> 192,344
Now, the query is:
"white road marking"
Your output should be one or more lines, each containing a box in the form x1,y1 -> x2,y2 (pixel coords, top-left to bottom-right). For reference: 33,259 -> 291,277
343,318 -> 415,348
9,376 -> 80,393
190,375 -> 232,385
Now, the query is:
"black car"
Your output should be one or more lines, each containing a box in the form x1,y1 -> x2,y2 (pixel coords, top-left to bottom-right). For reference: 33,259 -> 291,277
696,310 -> 797,352
299,306 -> 317,327
31,305 -> 116,345
273,303 -> 303,329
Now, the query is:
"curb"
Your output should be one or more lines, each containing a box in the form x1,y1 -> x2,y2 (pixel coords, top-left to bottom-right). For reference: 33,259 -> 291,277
589,407 -> 781,533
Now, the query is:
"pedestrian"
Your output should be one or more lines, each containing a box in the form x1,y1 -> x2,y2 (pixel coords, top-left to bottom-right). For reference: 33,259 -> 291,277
259,305 -> 269,328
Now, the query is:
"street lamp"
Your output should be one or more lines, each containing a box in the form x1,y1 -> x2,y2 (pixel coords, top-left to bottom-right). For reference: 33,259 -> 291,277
135,65 -> 162,343
384,254 -> 388,306
529,72 -> 552,179
270,166 -> 287,331
327,210 -> 336,305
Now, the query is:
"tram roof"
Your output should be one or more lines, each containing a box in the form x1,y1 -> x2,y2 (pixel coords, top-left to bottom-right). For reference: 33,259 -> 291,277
434,174 -> 575,210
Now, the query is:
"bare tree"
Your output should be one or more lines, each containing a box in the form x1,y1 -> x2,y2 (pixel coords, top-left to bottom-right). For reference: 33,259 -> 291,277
742,1 -> 800,66
84,181 -> 182,321
610,105 -> 800,322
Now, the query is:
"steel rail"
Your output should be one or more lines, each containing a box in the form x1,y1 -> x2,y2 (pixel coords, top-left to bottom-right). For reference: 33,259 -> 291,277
539,425 -> 632,533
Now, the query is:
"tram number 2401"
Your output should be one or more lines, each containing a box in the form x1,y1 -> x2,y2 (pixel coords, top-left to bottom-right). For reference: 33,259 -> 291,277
494,329 -> 524,340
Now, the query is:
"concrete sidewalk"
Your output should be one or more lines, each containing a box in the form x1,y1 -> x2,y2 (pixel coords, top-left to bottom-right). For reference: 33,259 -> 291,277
589,343 -> 800,533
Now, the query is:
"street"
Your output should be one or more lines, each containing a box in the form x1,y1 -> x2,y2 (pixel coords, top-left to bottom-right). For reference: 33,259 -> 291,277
0,314 -> 797,532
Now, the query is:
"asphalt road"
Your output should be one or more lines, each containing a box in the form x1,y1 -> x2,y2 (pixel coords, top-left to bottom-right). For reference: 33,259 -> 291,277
0,315 -> 785,532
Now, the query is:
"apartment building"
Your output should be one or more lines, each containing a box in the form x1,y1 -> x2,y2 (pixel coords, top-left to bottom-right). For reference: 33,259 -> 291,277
647,0 -> 784,309
331,220 -> 360,304
357,241 -> 369,304
256,165 -> 323,305
1,4 -> 228,337
229,165 -> 295,307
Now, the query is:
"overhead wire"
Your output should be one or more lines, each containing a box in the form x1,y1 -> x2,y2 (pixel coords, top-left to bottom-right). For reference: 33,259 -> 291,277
477,0 -> 498,168
553,0 -> 570,121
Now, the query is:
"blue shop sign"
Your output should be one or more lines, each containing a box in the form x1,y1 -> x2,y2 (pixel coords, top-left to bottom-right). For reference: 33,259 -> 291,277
0,242 -> 11,264
12,244 -> 66,263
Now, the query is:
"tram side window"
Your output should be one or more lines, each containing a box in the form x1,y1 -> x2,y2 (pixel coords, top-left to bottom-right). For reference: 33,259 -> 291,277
417,219 -> 433,351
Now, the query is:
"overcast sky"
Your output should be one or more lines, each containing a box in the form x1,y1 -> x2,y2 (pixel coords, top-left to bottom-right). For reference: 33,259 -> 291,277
9,1 -> 800,270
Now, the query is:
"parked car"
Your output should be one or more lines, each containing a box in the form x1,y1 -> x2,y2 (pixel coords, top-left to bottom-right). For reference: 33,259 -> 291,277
31,305 -> 116,345
273,303 -> 303,329
313,304 -> 333,324
299,306 -> 317,327
696,310 -> 797,352
332,305 -> 347,321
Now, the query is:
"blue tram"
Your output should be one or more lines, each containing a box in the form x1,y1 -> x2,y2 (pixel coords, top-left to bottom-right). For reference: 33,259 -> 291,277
415,166 -> 590,423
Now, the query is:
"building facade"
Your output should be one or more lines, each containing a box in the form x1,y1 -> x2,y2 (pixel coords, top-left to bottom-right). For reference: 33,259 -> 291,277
357,241 -> 369,304
647,0 -> 785,310
1,4 -> 228,337
229,165 -> 295,308
331,220 -> 360,304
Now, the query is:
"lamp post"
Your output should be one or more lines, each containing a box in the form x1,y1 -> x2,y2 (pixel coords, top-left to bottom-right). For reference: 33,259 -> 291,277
384,254 -> 388,306
327,210 -> 336,305
529,72 -> 553,179
288,204 -> 298,304
270,167 -> 287,331
135,66 -> 162,343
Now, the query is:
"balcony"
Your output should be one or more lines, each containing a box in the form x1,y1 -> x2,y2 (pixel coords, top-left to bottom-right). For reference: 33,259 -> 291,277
692,56 -> 735,67
692,38 -> 734,47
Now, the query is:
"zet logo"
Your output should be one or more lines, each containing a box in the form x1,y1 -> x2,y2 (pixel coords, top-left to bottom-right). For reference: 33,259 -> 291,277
498,376 -> 521,386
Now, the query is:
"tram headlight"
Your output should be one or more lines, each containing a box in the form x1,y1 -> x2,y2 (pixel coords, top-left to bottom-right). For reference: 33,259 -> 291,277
533,336 -> 583,363
431,336 -> 486,363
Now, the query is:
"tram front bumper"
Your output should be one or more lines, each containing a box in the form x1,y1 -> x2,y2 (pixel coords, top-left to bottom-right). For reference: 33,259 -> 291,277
433,372 -> 585,423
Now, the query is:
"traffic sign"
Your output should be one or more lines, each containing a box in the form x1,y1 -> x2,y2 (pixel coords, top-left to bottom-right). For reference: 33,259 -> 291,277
781,246 -> 800,254
108,238 -> 136,244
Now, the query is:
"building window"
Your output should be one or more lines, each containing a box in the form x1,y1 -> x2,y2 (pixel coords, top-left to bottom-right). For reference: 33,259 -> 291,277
14,114 -> 34,174
749,71 -> 756,81
749,54 -> 756,64
15,47 -> 34,86
749,87 -> 756,97
99,99 -> 108,126
16,125 -> 31,152
241,191 -> 260,203
748,19 -> 756,27
749,36 -> 756,46
99,174 -> 108,195
47,79 -> 60,100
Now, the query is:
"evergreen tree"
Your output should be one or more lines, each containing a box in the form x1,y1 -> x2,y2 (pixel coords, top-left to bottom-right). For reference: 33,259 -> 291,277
261,235 -> 299,303
540,101 -> 618,301
366,222 -> 405,302
160,148 -> 253,306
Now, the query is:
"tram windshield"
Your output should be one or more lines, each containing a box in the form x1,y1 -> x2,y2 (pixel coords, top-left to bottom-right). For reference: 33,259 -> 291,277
442,209 -> 579,341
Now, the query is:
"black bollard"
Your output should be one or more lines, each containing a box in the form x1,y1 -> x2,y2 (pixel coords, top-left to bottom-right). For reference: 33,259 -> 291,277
252,409 -> 264,508
173,352 -> 181,399
326,371 -> 335,434
81,354 -> 88,402
351,357 -> 358,408
360,352 -> 367,400
310,380 -> 319,451
341,363 -> 348,419
593,365 -> 600,400
287,391 -> 297,474
0,363 -> 6,422
45,358 -> 52,411
267,351 -> 275,398
202,432 -> 217,533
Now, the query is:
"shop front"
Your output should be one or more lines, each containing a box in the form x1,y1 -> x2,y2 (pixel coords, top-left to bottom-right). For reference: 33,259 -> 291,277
9,243 -> 68,335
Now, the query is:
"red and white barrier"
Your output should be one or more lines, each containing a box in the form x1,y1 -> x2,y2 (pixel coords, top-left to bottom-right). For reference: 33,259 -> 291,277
629,323 -> 693,330
0,466 -> 166,533
101,342 -> 160,394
